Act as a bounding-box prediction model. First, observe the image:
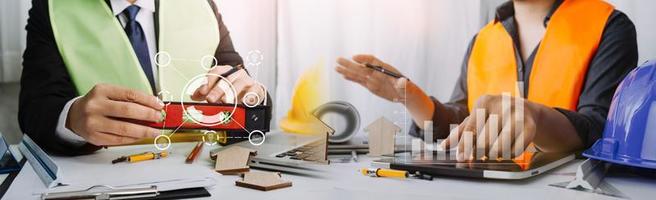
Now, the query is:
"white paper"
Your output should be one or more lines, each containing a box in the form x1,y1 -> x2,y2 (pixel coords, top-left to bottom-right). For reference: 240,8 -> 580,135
2,162 -> 44,200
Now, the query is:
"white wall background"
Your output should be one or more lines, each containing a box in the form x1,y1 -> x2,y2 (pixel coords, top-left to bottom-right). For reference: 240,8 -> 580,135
0,0 -> 30,83
218,0 -> 279,124
608,0 -> 656,64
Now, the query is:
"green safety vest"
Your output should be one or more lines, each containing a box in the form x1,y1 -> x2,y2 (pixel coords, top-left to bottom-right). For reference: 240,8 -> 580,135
49,0 -> 220,102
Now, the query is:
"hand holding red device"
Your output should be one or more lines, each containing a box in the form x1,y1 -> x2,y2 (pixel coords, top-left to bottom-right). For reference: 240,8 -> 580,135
141,102 -> 270,132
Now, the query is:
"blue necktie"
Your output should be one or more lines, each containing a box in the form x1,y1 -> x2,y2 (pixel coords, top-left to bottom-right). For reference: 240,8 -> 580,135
123,5 -> 156,93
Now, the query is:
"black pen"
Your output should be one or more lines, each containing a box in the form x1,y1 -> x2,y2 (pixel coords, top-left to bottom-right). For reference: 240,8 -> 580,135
205,64 -> 243,88
220,64 -> 244,78
201,64 -> 244,100
364,63 -> 405,79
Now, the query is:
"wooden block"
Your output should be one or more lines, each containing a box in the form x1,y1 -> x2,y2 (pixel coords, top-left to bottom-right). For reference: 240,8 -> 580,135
214,146 -> 257,175
365,117 -> 400,156
235,171 -> 292,191
280,116 -> 332,164
297,134 -> 330,164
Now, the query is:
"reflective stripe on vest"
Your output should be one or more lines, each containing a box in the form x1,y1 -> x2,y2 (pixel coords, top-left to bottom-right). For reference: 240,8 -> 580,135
49,0 -> 219,102
467,0 -> 614,111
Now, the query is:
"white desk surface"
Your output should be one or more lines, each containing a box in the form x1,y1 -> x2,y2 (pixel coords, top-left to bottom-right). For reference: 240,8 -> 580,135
2,142 -> 655,200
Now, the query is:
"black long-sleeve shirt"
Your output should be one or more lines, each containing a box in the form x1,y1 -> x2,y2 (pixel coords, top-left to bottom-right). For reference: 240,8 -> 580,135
19,0 -> 245,155
410,0 -> 638,148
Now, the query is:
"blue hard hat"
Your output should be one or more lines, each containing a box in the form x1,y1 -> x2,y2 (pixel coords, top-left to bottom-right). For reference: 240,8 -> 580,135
583,60 -> 656,169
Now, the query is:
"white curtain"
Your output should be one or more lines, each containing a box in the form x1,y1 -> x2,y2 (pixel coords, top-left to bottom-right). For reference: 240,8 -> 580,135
275,0 -> 503,134
218,0 -> 279,125
218,0 -> 278,102
0,0 -> 30,83
608,0 -> 656,64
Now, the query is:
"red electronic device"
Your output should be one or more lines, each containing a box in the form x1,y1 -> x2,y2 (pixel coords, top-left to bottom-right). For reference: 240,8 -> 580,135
142,102 -> 270,132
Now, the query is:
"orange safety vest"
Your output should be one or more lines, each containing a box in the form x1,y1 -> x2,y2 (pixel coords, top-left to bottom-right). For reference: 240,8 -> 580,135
467,0 -> 614,111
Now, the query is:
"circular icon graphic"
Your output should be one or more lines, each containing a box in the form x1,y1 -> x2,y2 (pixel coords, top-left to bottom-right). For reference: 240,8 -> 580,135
155,51 -> 171,67
242,92 -> 261,108
154,135 -> 171,151
180,73 -> 238,126
202,130 -> 218,146
248,130 -> 266,146
245,50 -> 263,67
157,90 -> 172,106
200,55 -> 217,71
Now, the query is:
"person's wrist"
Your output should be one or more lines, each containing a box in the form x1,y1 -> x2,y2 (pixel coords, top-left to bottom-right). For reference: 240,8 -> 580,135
525,100 -> 548,139
402,81 -> 423,105
526,101 -> 545,123
65,98 -> 81,133
401,81 -> 435,119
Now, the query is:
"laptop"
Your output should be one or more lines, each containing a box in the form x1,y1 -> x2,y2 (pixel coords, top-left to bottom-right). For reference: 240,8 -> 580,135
238,131 -> 331,173
372,151 -> 575,180
209,129 -> 334,174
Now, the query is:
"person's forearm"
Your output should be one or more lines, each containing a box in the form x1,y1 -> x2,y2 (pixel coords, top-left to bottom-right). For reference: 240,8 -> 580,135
532,104 -> 585,152
403,81 -> 436,128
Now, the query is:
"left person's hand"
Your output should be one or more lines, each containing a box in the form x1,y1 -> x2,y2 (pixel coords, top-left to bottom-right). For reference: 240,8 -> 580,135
440,95 -> 542,162
191,65 -> 265,105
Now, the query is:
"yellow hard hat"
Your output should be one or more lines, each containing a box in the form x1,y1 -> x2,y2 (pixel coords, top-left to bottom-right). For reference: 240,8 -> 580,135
279,62 -> 330,135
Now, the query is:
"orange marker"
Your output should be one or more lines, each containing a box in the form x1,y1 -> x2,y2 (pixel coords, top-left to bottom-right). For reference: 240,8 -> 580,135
185,142 -> 204,164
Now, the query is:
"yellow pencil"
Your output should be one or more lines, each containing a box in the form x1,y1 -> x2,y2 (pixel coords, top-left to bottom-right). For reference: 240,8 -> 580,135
112,151 -> 168,164
128,151 -> 168,163
361,168 -> 408,179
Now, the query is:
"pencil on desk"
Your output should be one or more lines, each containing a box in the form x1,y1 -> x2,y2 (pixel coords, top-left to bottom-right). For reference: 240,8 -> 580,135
112,151 -> 168,164
186,142 -> 204,164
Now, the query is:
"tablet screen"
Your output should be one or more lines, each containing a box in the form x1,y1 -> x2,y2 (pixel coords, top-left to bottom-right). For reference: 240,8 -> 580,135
377,151 -> 573,177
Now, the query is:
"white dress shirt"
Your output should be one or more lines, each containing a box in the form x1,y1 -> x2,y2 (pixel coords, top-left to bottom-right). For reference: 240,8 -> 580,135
56,0 -> 158,145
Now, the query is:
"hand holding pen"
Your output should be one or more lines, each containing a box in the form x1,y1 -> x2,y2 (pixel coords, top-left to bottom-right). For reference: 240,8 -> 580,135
335,55 -> 409,102
191,64 -> 266,106
335,54 -> 437,125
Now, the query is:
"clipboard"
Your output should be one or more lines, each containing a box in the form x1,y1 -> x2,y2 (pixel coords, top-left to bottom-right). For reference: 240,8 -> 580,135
41,185 -> 211,200
17,135 -> 214,199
